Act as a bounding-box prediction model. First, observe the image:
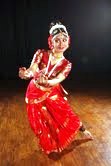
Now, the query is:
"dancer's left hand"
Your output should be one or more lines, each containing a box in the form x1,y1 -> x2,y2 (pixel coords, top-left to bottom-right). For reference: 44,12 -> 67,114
38,75 -> 48,86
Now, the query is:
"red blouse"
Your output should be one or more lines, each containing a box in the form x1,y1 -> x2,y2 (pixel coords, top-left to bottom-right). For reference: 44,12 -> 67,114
30,49 -> 72,79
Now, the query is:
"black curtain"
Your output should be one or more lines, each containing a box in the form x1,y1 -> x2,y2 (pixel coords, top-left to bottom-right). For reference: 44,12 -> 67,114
0,0 -> 48,79
0,0 -> 111,80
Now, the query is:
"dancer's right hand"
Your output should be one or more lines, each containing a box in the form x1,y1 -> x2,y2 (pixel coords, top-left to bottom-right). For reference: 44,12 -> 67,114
19,67 -> 27,79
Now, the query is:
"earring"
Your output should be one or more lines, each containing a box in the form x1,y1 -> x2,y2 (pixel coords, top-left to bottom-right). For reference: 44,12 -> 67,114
50,45 -> 54,50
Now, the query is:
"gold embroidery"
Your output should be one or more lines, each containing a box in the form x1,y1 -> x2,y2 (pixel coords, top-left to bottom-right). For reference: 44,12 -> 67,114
33,80 -> 51,92
38,130 -> 42,135
25,92 -> 49,104
25,97 -> 28,103
56,128 -> 60,133
48,134 -> 50,138
63,117 -> 69,127
50,95 -> 58,100
42,106 -> 47,110
64,97 -> 67,100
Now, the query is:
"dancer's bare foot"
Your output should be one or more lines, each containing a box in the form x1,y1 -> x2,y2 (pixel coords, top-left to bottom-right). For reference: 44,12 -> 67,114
82,130 -> 93,140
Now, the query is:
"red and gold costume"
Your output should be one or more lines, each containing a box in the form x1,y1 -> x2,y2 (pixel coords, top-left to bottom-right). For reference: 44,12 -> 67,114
25,49 -> 81,154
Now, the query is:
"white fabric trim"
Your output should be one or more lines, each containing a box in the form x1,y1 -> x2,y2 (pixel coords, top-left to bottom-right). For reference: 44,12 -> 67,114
48,56 -> 64,78
45,52 -> 64,78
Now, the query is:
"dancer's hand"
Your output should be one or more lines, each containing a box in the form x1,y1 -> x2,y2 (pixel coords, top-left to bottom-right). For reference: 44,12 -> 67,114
38,75 -> 48,86
19,67 -> 33,79
19,67 -> 27,79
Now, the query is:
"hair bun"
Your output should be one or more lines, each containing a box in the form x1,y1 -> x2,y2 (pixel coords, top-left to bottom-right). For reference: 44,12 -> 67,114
49,20 -> 62,29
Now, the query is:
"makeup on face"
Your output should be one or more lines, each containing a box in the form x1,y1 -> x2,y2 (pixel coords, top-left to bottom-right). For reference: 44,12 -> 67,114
52,33 -> 69,53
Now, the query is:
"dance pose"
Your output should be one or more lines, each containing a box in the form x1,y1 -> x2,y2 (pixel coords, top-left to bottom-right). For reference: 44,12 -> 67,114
19,21 -> 93,155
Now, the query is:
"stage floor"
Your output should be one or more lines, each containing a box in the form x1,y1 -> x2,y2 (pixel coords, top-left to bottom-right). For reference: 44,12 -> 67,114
0,79 -> 111,166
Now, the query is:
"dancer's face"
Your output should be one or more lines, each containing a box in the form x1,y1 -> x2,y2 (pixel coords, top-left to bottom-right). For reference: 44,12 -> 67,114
52,33 -> 69,53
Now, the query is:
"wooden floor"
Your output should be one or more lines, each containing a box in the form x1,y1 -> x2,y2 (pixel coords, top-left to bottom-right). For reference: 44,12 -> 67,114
0,79 -> 111,166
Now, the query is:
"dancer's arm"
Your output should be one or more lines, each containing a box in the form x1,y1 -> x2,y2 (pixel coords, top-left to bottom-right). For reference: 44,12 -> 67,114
48,61 -> 72,86
31,57 -> 72,87
19,49 -> 42,79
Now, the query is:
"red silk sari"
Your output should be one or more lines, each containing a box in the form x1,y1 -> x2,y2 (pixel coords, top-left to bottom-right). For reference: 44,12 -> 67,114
25,49 -> 81,154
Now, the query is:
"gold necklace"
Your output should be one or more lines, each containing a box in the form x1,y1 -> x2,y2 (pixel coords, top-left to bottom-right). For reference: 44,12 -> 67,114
52,53 -> 63,59
51,54 -> 64,65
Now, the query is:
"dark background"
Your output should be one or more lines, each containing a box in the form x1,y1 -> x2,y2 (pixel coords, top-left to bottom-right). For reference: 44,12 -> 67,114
0,0 -> 111,88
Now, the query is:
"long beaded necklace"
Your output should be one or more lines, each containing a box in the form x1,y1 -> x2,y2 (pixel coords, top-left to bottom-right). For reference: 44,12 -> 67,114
45,52 -> 64,77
